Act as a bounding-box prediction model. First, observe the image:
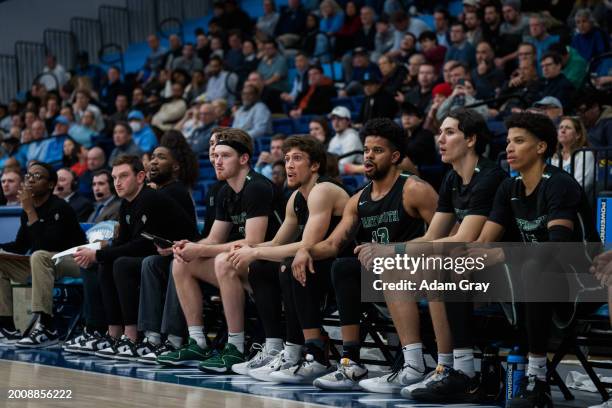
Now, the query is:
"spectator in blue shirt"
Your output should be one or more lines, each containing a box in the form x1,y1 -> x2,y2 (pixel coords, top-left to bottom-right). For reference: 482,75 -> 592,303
257,40 -> 289,93
128,111 -> 158,153
524,14 -> 560,67
571,8 -> 609,62
232,84 -> 272,139
319,0 -> 344,35
138,34 -> 167,83
445,22 -> 477,68
74,51 -> 105,91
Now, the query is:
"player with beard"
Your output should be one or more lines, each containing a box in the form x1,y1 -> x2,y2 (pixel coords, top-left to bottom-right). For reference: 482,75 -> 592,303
221,136 -> 350,379
288,118 -> 439,390
357,109 -> 507,402
157,128 -> 282,368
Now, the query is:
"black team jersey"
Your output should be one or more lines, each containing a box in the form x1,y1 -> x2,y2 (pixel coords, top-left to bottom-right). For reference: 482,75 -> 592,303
293,176 -> 347,241
216,170 -> 283,241
202,180 -> 226,239
437,157 -> 507,224
356,173 -> 426,244
488,165 -> 599,243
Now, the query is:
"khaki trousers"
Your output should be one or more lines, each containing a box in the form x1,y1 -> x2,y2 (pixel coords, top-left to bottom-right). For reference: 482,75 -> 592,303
0,250 -> 81,316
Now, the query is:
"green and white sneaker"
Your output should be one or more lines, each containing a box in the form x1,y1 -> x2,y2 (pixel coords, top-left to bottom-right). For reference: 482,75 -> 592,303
198,343 -> 246,374
157,337 -> 211,367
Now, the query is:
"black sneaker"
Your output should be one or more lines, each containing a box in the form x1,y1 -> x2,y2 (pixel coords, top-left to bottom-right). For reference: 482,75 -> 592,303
114,335 -> 141,361
138,340 -> 177,364
411,367 -> 480,403
95,335 -> 123,359
0,327 -> 22,345
506,375 -> 553,408
78,332 -> 112,355
15,323 -> 59,348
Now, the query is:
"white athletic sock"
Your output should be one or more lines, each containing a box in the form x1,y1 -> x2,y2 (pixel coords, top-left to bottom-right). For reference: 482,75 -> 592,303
453,348 -> 475,378
228,331 -> 245,353
527,356 -> 547,381
145,331 -> 161,346
167,334 -> 183,349
438,353 -> 453,367
285,342 -> 302,363
265,338 -> 283,354
402,343 -> 425,372
188,326 -> 207,349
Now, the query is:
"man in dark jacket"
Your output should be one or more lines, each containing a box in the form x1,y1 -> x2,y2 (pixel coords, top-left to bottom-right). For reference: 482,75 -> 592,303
55,168 -> 94,222
357,71 -> 398,124
538,52 -> 576,111
0,161 -> 86,347
290,66 -> 337,118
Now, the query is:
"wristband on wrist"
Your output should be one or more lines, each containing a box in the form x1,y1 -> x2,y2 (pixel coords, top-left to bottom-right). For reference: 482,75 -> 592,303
395,243 -> 406,255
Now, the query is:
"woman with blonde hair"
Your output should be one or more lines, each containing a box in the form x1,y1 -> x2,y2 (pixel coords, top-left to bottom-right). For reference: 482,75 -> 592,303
551,116 -> 595,194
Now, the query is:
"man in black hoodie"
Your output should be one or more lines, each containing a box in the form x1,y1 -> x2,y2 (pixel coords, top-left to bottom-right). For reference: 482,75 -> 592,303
0,161 -> 86,347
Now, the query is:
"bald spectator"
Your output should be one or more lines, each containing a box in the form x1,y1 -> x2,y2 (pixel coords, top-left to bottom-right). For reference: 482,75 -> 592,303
472,41 -> 506,100
1,169 -> 21,206
79,146 -> 107,199
152,83 -> 187,130
232,84 -> 272,139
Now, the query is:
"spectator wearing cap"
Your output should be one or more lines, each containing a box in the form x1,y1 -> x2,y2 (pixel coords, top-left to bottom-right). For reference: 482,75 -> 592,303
257,40 -> 289,93
232,84 -> 272,139
396,62 -> 436,116
472,41 -> 506,100
462,0 -> 479,13
401,102 -> 438,169
445,22 -> 477,68
128,111 -> 158,153
289,65 -> 337,118
538,51 -> 576,110
571,8 -> 610,62
548,42 -> 587,89
327,106 -> 363,174
340,47 -> 381,97
108,122 -> 143,165
531,96 -> 564,124
524,14 -> 560,65
372,16 -> 395,62
357,71 -> 398,124
424,82 -> 452,132
53,115 -> 71,139
500,0 -> 529,36
390,11 -> 429,53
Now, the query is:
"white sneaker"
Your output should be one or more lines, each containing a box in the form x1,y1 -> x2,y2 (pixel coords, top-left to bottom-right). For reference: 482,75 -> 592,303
359,364 -> 425,393
589,401 -> 612,408
400,364 -> 447,398
314,358 -> 368,390
269,353 -> 332,384
249,349 -> 300,382
232,343 -> 280,375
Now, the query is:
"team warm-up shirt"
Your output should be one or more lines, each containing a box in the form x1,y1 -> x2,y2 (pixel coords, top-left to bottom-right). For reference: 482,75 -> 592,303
356,173 -> 426,244
488,165 -> 598,243
437,157 -> 507,224
216,170 -> 283,241
294,176 -> 347,242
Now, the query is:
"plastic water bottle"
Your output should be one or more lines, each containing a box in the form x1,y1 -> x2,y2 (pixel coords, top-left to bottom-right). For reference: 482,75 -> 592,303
506,347 -> 527,402
480,346 -> 503,403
